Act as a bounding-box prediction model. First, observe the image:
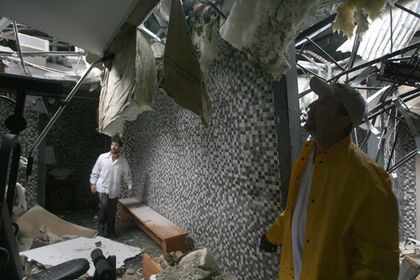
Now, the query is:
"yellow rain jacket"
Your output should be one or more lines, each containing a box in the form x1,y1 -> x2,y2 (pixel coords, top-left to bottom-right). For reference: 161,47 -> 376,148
266,136 -> 399,279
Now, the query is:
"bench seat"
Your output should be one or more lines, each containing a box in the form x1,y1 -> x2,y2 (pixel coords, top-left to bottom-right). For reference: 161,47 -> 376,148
118,198 -> 187,255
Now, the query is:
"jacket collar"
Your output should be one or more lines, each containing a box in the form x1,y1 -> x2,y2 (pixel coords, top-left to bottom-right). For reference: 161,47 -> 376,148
308,135 -> 351,162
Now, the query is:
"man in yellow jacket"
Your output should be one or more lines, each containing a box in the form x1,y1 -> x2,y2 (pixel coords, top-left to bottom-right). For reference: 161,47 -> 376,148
260,77 -> 399,279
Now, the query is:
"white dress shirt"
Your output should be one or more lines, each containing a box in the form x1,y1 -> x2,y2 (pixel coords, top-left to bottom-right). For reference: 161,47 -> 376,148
90,152 -> 133,199
291,151 -> 314,280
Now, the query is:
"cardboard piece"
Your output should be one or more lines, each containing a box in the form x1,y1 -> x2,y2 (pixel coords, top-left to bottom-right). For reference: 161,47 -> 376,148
16,205 -> 97,239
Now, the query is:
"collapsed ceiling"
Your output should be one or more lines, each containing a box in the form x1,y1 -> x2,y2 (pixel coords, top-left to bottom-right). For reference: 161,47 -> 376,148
0,0 -> 419,169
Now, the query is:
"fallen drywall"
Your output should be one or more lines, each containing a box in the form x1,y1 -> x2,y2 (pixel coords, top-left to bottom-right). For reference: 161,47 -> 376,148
20,236 -> 143,276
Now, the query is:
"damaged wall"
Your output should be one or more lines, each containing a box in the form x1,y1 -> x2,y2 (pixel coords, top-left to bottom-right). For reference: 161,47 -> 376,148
42,97 -> 106,210
0,88 -> 40,207
0,87 -> 104,211
124,40 -> 282,279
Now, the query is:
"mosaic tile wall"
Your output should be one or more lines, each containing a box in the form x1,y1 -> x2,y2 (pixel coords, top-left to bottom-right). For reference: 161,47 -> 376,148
124,42 -> 282,279
394,123 -> 417,240
0,87 -> 104,211
0,89 -> 40,207
42,97 -> 106,210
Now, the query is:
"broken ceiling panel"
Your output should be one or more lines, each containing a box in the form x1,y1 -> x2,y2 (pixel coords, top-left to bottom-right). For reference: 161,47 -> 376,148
219,0 -> 325,79
0,0 -> 141,56
98,26 -> 157,136
21,236 -> 143,276
162,0 -> 212,125
337,0 -> 420,62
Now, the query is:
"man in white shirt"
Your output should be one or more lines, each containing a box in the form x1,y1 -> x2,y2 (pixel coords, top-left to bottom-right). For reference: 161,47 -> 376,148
90,137 -> 133,238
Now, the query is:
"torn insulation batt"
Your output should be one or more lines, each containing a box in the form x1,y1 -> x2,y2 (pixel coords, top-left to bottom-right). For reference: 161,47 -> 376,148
220,0 -> 324,79
333,0 -> 398,37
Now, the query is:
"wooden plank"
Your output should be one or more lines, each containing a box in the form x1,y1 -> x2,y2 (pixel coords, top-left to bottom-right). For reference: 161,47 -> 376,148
133,218 -> 163,247
163,235 -> 186,254
118,203 -> 131,222
142,253 -> 162,280
118,198 -> 188,255
119,198 -> 187,239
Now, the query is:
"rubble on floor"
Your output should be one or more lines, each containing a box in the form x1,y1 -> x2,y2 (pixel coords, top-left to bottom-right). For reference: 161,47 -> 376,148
400,240 -> 420,280
16,205 -> 96,251
21,255 -> 47,277
21,236 -> 143,277
13,207 -> 149,279
146,248 -> 237,280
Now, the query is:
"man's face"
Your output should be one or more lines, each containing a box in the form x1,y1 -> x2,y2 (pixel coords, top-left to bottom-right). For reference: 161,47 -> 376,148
304,95 -> 345,141
110,141 -> 121,155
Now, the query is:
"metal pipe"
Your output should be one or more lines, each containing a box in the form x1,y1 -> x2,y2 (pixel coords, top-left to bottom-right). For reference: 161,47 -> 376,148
352,86 -> 383,90
297,59 -> 326,71
296,44 -> 305,61
353,127 -> 359,146
295,14 -> 336,47
139,25 -> 162,43
0,51 -> 85,57
368,89 -> 420,119
0,95 -> 16,104
12,21 -> 29,76
27,56 -> 111,159
386,123 -> 400,171
382,108 -> 407,124
387,149 -> 418,173
330,41 -> 420,82
296,24 -> 332,48
305,36 -> 345,71
297,63 -> 320,77
395,3 -> 420,19
389,4 -> 393,53
299,42 -> 420,98
360,126 -> 372,151
346,33 -> 361,70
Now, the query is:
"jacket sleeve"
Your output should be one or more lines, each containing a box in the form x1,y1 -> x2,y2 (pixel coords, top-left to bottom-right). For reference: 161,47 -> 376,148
90,156 -> 101,185
351,173 -> 399,279
265,210 -> 286,245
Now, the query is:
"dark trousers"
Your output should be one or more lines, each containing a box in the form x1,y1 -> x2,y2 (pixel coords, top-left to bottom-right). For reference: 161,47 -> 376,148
98,193 -> 118,236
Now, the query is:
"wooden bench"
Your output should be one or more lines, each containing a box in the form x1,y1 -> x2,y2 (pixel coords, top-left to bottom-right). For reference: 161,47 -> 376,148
118,198 -> 188,255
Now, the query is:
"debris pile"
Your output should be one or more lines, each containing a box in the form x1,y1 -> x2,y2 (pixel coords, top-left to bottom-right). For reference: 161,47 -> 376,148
16,205 -> 96,251
147,248 -> 237,280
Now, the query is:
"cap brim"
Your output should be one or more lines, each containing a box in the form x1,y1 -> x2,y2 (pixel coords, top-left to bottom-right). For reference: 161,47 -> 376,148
309,77 -> 335,97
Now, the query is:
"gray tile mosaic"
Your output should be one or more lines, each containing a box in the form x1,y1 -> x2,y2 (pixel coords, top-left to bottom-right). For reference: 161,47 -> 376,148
123,42 -> 282,279
395,124 -> 417,240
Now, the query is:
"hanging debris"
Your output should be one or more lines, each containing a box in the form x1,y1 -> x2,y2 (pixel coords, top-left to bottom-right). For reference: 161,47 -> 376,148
333,0 -> 398,37
220,0 -> 325,79
162,0 -> 213,126
98,25 -> 157,136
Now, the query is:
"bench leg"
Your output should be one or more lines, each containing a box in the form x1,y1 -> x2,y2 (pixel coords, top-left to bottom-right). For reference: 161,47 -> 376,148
163,235 -> 186,255
118,204 -> 131,222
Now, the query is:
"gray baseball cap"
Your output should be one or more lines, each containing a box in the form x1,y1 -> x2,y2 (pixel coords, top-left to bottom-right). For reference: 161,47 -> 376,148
309,77 -> 367,127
